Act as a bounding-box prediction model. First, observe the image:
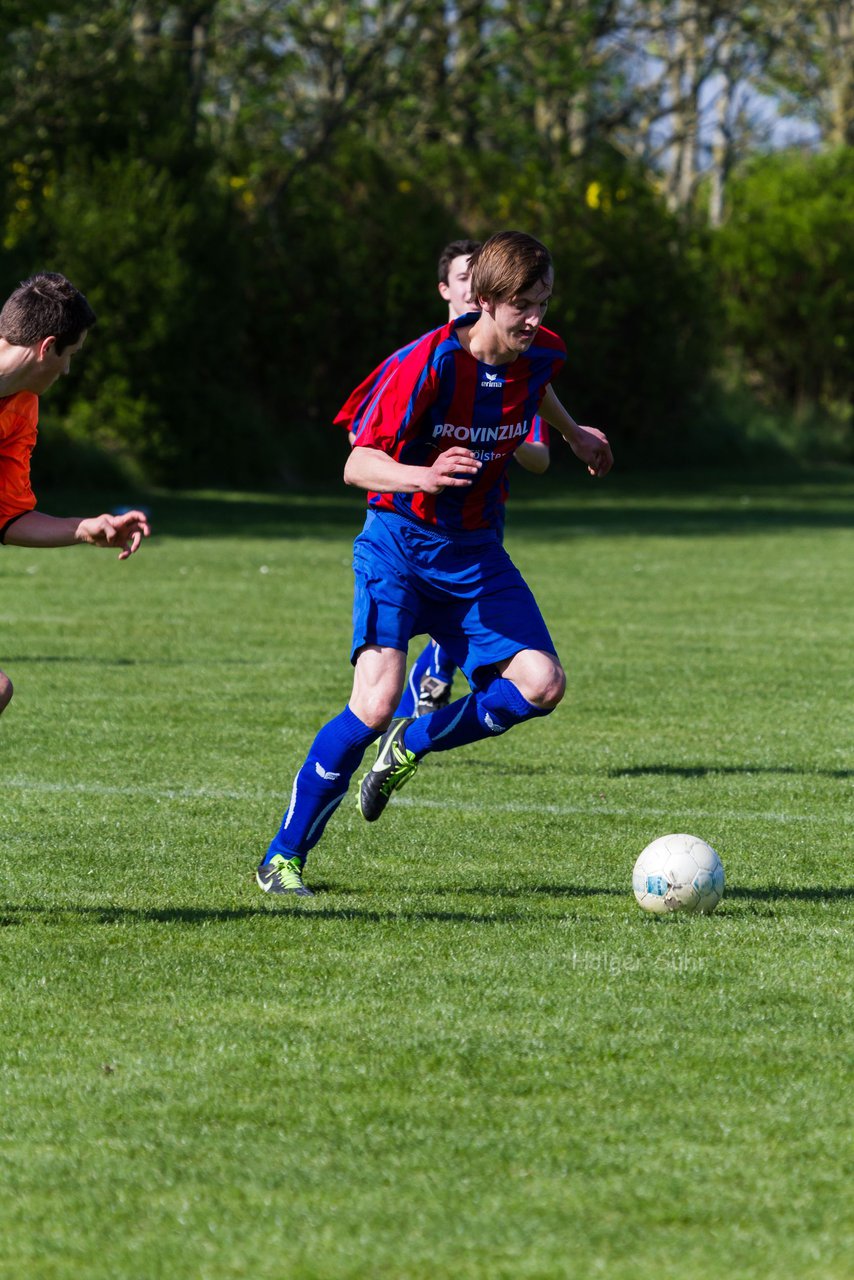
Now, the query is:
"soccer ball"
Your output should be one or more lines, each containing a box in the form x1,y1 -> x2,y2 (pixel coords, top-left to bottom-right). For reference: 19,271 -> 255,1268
632,833 -> 725,915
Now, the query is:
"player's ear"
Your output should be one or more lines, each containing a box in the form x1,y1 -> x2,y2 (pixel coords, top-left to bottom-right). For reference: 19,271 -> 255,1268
438,281 -> 451,303
37,335 -> 57,361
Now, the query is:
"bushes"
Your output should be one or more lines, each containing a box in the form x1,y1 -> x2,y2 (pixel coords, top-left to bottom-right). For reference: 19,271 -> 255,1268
714,148 -> 853,459
3,135 -> 850,483
2,152 -> 278,486
417,150 -> 720,463
546,168 -> 718,461
236,139 -> 461,482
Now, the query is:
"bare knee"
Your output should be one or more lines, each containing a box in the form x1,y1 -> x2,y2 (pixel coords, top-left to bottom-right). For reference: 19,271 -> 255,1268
353,692 -> 398,733
499,651 -> 566,710
0,672 -> 13,713
350,646 -> 406,732
532,663 -> 566,710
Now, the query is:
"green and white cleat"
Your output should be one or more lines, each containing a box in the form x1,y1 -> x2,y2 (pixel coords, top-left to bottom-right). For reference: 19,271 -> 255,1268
358,717 -> 419,822
256,853 -> 314,897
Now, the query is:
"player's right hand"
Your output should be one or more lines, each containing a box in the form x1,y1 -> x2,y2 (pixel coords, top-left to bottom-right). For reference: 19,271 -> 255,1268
77,511 -> 152,558
569,424 -> 613,478
424,447 -> 481,494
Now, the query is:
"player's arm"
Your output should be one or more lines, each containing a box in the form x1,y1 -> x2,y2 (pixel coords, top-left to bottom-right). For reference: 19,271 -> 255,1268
2,509 -> 151,558
344,445 -> 480,495
540,384 -> 613,478
514,409 -> 551,475
346,331 -> 483,494
514,438 -> 550,475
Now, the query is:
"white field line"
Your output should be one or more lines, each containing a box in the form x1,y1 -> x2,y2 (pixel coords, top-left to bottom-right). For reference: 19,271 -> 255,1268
0,776 -> 833,825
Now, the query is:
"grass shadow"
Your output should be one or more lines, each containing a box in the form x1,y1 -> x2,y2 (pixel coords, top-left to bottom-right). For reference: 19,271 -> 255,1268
136,489 -> 365,541
508,467 -> 854,539
0,903 -> 533,927
3,883 -> 850,928
3,655 -> 262,667
727,885 -> 854,902
34,468 -> 854,543
1,883 -> 621,929
610,763 -> 852,780
426,883 -> 623,899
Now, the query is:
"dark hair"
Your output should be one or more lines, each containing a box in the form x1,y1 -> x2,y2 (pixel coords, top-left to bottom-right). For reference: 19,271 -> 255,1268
437,239 -> 482,284
469,231 -> 552,305
0,272 -> 97,354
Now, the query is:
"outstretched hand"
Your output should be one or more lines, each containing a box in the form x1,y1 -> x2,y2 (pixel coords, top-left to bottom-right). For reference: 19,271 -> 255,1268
570,424 -> 613,478
424,446 -> 482,494
77,510 -> 151,559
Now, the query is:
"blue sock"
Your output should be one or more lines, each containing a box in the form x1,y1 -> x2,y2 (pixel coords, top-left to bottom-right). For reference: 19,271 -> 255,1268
431,641 -> 457,685
394,640 -> 457,718
395,643 -> 433,718
403,676 -> 552,758
265,706 -> 378,864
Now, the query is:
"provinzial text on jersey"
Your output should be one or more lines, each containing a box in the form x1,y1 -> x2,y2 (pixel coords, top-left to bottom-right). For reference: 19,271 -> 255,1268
432,421 -> 529,443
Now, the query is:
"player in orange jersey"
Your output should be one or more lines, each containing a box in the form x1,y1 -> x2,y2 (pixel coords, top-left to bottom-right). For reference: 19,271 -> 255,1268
0,272 -> 150,714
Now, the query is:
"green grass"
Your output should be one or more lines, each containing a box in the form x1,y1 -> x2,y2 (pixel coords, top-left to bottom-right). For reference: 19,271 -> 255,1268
1,468 -> 852,1279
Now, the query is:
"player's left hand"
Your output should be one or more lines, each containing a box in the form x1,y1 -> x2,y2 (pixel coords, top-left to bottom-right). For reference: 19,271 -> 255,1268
570,424 -> 613,478
76,511 -> 152,559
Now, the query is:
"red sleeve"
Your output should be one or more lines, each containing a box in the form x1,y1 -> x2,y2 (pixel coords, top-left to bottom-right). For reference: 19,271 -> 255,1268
525,417 -> 550,446
333,360 -> 386,434
352,332 -> 441,455
0,393 -> 39,527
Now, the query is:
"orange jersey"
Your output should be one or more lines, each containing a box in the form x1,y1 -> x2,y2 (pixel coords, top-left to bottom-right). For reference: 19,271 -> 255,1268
0,391 -> 38,532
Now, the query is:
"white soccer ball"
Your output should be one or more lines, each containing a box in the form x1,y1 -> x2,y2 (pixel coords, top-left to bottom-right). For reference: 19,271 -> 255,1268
632,833 -> 725,915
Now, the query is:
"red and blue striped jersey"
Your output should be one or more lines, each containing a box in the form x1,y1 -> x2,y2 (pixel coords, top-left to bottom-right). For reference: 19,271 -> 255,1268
336,329 -> 551,452
333,337 -> 424,439
523,415 -> 550,446
348,314 -> 564,534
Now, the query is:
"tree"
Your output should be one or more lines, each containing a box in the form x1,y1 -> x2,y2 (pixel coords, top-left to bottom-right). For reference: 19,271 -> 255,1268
714,148 -> 854,421
758,1 -> 854,147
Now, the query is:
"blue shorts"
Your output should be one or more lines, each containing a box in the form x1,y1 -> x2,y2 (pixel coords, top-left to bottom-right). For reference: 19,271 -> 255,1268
351,510 -> 557,687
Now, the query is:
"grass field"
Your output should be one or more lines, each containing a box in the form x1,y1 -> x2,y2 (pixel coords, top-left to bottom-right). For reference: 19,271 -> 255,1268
1,467 -> 852,1279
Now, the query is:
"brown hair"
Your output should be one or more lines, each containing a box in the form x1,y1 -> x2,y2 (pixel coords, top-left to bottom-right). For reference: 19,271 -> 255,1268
469,231 -> 552,305
0,272 -> 96,354
437,239 -> 481,284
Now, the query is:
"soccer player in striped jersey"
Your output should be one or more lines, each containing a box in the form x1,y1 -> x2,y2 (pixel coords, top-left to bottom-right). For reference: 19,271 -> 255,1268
336,239 -> 551,719
258,231 -> 611,897
0,273 -> 150,715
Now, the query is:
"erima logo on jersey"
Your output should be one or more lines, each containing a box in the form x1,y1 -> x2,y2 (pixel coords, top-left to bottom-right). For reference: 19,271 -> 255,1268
483,712 -> 507,734
481,372 -> 503,389
315,762 -> 340,781
432,421 -> 528,443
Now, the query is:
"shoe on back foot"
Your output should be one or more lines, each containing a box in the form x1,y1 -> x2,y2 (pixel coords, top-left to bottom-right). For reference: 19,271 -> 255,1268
415,675 -> 452,717
256,853 -> 314,897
